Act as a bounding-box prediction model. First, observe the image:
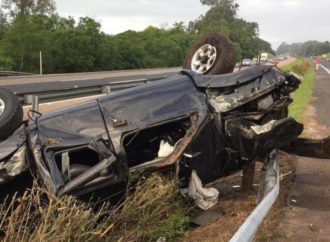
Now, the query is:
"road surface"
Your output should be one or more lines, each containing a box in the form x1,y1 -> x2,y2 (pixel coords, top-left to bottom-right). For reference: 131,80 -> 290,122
0,67 -> 181,86
0,67 -> 181,95
275,66 -> 330,241
321,60 -> 330,74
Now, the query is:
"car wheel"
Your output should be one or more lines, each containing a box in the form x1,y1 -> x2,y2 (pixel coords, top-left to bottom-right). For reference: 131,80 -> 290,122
183,33 -> 236,75
0,87 -> 23,140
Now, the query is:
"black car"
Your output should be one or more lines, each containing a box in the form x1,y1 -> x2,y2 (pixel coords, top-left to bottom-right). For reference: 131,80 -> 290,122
0,65 -> 306,200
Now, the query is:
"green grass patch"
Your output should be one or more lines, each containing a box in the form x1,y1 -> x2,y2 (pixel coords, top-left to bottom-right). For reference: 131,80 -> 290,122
280,58 -> 315,121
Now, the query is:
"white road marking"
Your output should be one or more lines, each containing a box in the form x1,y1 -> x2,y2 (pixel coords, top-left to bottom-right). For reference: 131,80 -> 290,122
321,64 -> 330,75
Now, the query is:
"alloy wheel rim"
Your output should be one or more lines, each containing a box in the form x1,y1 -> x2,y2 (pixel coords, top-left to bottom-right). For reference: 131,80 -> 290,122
0,98 -> 5,116
191,44 -> 217,74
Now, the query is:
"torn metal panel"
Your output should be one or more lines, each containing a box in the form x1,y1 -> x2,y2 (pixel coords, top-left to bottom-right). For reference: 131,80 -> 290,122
182,65 -> 274,88
0,146 -> 27,184
0,125 -> 26,160
129,112 -> 206,171
207,67 -> 299,113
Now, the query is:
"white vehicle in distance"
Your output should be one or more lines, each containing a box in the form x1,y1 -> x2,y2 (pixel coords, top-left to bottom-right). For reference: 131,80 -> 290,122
242,59 -> 252,66
260,52 -> 269,63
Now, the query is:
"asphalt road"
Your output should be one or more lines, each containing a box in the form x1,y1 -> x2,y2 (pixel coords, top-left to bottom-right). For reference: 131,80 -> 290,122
321,60 -> 330,73
276,67 -> 330,241
0,67 -> 181,94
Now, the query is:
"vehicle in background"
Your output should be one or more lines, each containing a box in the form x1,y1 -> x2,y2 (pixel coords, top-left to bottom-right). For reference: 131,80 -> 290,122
241,59 -> 252,66
278,56 -> 287,61
260,53 -> 269,63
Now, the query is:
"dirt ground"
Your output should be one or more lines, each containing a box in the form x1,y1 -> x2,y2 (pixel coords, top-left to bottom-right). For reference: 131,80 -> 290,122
184,153 -> 297,242
184,170 -> 258,242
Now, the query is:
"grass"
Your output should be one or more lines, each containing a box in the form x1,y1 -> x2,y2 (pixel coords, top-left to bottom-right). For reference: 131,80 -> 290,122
280,58 -> 316,121
0,174 -> 188,242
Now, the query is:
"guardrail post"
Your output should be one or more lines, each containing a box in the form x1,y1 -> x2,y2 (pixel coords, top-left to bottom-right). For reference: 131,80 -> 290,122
257,152 -> 278,203
24,95 -> 34,105
242,162 -> 256,191
230,150 -> 279,242
32,95 -> 39,111
31,95 -> 39,119
101,85 -> 111,95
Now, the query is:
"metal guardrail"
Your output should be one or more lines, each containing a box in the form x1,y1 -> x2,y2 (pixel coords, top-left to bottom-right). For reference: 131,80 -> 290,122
0,71 -> 32,77
230,150 -> 280,242
20,77 -> 160,104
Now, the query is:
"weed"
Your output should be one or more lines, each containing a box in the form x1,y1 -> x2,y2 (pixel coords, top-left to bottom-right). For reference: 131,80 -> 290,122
280,58 -> 315,121
0,174 -> 188,242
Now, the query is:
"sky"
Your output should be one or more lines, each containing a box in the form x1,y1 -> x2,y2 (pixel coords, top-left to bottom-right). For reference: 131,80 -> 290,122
55,0 -> 330,50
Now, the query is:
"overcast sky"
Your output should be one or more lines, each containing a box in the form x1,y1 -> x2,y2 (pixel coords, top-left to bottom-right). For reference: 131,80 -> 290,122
56,0 -> 330,50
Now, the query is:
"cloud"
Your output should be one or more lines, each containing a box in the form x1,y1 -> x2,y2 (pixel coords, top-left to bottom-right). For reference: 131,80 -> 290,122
55,0 -> 330,49
56,0 -> 208,33
237,0 -> 330,48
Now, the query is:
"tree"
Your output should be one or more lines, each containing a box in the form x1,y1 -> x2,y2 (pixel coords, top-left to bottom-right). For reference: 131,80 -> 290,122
0,9 -> 8,39
277,41 -> 330,57
200,0 -> 239,16
255,38 -> 274,55
2,15 -> 52,71
2,0 -> 55,17
189,0 -> 272,60
0,0 -> 275,73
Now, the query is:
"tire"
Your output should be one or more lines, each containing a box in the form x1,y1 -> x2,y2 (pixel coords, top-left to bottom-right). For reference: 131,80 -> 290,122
0,87 -> 23,140
183,33 -> 236,75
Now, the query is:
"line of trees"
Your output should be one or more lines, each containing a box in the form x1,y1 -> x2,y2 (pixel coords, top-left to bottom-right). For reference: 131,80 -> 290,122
0,0 -> 274,74
277,41 -> 330,57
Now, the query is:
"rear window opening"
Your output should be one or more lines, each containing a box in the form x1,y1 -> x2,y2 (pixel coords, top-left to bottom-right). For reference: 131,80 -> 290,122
123,118 -> 192,168
54,147 -> 100,170
53,146 -> 112,182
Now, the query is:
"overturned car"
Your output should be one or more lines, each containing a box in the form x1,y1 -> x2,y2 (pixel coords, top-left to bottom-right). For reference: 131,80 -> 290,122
1,64 -> 307,201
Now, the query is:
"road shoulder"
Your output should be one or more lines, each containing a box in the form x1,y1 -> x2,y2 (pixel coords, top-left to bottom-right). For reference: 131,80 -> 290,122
274,68 -> 330,241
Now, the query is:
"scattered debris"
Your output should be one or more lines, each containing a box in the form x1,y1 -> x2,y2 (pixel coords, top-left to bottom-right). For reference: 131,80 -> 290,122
184,170 -> 219,210
158,140 -> 175,158
308,223 -> 319,232
191,207 -> 223,226
280,171 -> 294,181
157,237 -> 166,242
